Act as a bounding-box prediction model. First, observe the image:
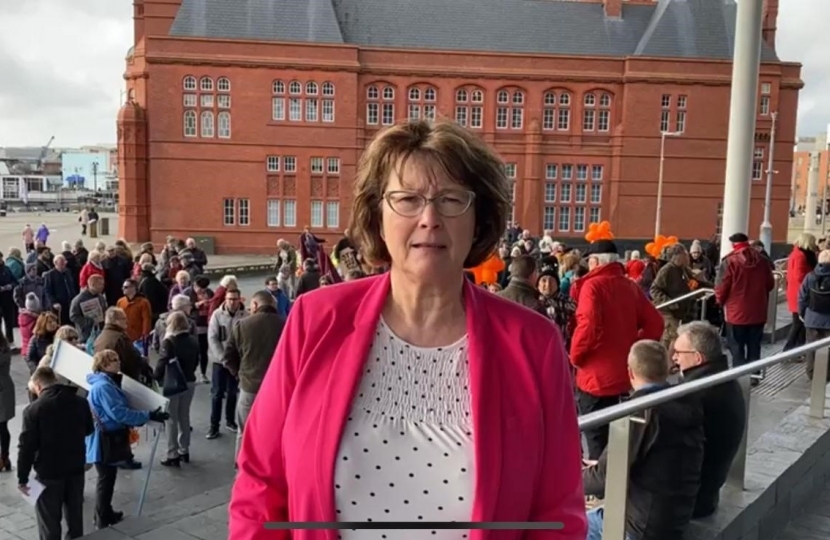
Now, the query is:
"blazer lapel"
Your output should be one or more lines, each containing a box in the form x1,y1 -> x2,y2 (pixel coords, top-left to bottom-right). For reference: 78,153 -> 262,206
314,275 -> 391,533
465,280 -> 503,534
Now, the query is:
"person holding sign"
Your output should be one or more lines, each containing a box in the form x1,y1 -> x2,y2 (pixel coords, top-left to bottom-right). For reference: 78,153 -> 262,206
85,350 -> 168,529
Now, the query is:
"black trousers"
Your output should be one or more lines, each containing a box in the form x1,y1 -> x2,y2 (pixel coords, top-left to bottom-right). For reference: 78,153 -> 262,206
210,363 -> 238,430
36,474 -> 85,540
576,389 -> 627,460
197,334 -> 208,377
94,463 -> 119,527
0,298 -> 15,344
783,312 -> 806,351
726,323 -> 764,368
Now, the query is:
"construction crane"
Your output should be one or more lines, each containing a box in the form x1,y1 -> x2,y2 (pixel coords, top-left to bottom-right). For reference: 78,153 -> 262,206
37,136 -> 55,172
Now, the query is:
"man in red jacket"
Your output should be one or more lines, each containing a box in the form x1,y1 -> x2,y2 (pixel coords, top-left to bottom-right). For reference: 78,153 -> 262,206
714,233 -> 775,380
570,240 -> 664,459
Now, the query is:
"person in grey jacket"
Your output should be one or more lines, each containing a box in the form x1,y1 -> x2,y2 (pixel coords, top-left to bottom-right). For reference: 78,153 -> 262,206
205,287 -> 247,439
69,274 -> 107,343
798,248 -> 830,380
152,294 -> 195,353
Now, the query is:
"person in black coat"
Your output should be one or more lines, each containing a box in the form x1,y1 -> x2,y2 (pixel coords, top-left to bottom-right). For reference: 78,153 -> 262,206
583,340 -> 704,540
43,256 -> 78,326
18,367 -> 93,540
674,322 -> 747,518
137,264 -> 169,326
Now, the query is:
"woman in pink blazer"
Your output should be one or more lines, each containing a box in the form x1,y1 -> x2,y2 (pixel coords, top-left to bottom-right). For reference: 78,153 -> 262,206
230,120 -> 587,539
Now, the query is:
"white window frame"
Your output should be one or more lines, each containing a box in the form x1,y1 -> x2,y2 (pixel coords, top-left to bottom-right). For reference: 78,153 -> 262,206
200,77 -> 213,92
238,198 -> 250,226
284,156 -> 297,173
505,163 -> 517,179
544,183 -> 556,203
267,199 -> 281,227
561,182 -> 572,203
576,165 -> 588,181
183,76 -> 197,91
591,165 -> 604,181
217,77 -> 231,92
184,110 -> 197,138
558,206 -> 571,232
327,158 -> 340,174
322,82 -> 335,96
272,97 -> 285,121
223,198 -> 235,225
200,94 -> 214,108
218,95 -> 231,109
310,200 -> 324,227
545,164 -> 557,180
561,164 -> 573,180
574,207 -> 586,232
289,98 -> 302,122
590,207 -> 601,224
267,156 -> 280,172
311,157 -> 324,174
273,80 -> 285,94
322,99 -> 334,122
543,207 -> 555,231
590,184 -> 602,204
284,200 -> 297,227
217,111 -> 231,139
183,94 -> 197,107
326,201 -> 340,228
200,110 -> 214,137
305,98 -> 318,122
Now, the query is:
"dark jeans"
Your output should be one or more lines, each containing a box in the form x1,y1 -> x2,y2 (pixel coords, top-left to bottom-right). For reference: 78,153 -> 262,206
806,328 -> 830,381
0,421 -> 9,458
783,313 -> 806,351
36,473 -> 85,540
93,463 -> 118,527
197,334 -> 208,377
210,363 -> 238,430
726,323 -> 764,368
576,389 -> 626,460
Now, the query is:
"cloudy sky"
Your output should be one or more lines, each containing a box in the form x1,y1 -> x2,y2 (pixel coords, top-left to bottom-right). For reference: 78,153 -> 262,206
0,0 -> 827,148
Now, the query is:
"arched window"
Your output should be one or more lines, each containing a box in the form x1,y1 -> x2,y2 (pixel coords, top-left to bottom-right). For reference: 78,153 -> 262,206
407,85 -> 436,122
289,81 -> 302,94
183,76 -> 197,91
305,82 -> 318,122
201,110 -> 214,137
184,110 -> 197,137
598,93 -> 612,132
217,77 -> 231,92
218,112 -> 231,139
542,90 -> 571,131
272,80 -> 285,121
496,88 -> 524,130
454,87 -> 483,129
200,77 -> 213,92
321,82 -> 335,122
288,81 -> 302,121
366,84 -> 395,126
583,93 -> 596,131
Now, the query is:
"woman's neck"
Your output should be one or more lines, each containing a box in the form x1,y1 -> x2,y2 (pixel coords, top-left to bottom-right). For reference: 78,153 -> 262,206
383,269 -> 467,347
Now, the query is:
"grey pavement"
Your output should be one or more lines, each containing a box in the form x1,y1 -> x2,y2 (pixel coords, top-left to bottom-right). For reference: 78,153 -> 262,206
0,272 -> 817,539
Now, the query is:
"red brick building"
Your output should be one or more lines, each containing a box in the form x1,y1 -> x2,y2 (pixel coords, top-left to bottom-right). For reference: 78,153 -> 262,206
118,0 -> 802,254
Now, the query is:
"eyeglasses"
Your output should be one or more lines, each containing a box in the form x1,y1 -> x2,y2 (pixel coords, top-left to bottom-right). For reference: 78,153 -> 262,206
383,190 -> 475,218
672,349 -> 697,355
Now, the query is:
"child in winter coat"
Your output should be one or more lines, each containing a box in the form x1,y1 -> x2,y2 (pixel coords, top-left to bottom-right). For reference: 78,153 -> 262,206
17,293 -> 41,357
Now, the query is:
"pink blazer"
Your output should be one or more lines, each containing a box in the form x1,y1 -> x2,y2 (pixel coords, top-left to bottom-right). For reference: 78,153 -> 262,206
229,274 -> 587,539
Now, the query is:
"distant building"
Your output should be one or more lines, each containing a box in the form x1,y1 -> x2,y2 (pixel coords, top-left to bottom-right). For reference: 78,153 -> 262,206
118,0 -> 801,253
62,150 -> 111,190
792,134 -> 830,212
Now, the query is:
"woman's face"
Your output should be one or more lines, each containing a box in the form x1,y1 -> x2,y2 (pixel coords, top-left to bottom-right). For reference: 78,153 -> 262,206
103,358 -> 121,374
177,275 -> 189,288
381,159 -> 475,285
45,318 -> 58,333
538,275 -> 558,297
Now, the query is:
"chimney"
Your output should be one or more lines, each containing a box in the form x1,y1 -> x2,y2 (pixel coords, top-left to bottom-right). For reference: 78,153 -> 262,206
762,0 -> 778,46
604,0 -> 622,19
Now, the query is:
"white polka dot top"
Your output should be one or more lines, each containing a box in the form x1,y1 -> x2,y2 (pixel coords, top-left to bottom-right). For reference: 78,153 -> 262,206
334,317 -> 475,539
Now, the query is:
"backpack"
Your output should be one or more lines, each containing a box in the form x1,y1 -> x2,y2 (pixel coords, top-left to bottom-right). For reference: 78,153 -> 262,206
808,275 -> 830,315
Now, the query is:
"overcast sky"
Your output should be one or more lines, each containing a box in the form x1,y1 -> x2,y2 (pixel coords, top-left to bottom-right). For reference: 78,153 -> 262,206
0,0 -> 827,148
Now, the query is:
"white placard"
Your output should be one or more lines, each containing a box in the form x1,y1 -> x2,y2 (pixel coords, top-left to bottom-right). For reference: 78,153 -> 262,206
20,479 -> 45,506
50,339 -> 169,412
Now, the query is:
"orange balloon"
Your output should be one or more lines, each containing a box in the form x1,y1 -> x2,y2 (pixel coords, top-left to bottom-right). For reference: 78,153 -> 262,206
585,231 -> 599,242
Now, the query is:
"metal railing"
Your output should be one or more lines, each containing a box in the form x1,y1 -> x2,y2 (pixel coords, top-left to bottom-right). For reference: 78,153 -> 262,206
654,289 -> 715,319
578,336 -> 830,540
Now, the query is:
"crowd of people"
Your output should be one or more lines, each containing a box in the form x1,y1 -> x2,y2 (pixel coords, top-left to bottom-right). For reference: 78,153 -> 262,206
0,118 -> 812,540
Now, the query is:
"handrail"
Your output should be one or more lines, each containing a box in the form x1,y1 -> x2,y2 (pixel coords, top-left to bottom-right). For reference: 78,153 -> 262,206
579,335 -> 830,540
654,287 -> 715,311
578,336 -> 830,430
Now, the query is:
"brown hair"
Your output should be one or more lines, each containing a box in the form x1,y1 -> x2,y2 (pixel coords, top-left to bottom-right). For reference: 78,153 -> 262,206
33,312 -> 59,338
350,120 -> 510,268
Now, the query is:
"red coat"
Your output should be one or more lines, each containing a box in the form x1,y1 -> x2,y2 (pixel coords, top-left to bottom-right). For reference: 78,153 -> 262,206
79,262 -> 104,289
230,274 -> 587,539
787,247 -> 815,313
569,262 -> 664,396
715,246 -> 775,325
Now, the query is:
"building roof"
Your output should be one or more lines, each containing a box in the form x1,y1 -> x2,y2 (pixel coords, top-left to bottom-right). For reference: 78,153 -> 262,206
169,0 -> 780,62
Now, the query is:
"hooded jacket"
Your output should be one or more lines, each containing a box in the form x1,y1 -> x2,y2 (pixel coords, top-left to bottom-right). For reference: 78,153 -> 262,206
714,245 -> 775,325
85,372 -> 149,464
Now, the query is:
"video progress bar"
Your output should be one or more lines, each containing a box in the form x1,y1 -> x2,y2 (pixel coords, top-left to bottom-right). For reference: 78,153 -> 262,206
264,522 -> 565,530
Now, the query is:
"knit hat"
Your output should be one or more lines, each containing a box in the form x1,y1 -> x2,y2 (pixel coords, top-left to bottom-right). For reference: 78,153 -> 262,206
585,239 -> 618,257
25,292 -> 41,313
690,239 -> 702,253
536,268 -> 560,288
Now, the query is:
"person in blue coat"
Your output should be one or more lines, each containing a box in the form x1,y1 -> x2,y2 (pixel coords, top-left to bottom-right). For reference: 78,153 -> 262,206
85,349 -> 168,529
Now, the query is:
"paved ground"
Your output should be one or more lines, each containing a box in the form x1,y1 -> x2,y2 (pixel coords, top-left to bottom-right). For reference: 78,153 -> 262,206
0,212 -> 274,270
0,271 -> 816,539
775,477 -> 830,539
0,275 -> 271,540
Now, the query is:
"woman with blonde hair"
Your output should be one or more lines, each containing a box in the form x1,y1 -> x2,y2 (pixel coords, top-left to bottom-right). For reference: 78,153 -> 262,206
230,120 -> 586,537
785,232 -> 819,352
154,311 -> 199,466
167,270 -> 191,310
